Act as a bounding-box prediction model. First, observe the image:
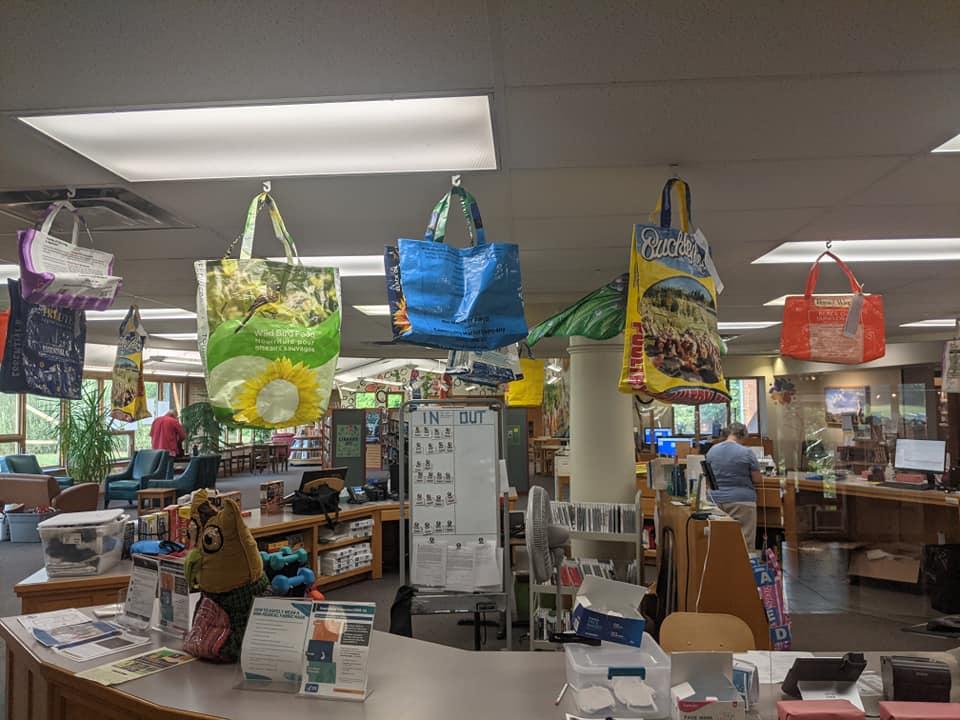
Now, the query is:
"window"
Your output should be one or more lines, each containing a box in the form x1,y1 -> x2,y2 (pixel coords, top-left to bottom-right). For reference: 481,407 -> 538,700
699,403 -> 729,436
673,406 -> 695,435
728,378 -> 761,434
355,392 -> 377,409
25,395 -> 62,468
0,392 -> 21,443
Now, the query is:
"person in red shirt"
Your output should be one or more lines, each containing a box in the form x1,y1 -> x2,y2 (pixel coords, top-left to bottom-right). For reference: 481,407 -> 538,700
151,409 -> 187,457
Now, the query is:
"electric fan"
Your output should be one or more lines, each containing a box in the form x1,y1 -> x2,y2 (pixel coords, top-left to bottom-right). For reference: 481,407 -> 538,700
525,485 -> 571,641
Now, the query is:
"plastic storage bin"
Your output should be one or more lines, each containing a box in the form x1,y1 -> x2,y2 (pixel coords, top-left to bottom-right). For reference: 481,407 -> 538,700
38,509 -> 127,576
8,510 -> 58,542
565,633 -> 671,719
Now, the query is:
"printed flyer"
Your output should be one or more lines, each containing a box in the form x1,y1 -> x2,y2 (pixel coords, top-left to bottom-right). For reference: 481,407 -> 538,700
76,647 -> 194,686
241,597 -> 312,689
299,602 -> 376,701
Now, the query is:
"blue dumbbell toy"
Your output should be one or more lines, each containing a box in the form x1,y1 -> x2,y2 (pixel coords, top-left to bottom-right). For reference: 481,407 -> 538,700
272,567 -> 316,595
263,547 -> 309,572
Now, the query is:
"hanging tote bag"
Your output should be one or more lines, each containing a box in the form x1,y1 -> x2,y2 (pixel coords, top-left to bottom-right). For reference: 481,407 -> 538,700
195,192 -> 341,428
780,251 -> 885,365
110,306 -> 150,422
446,345 -> 523,387
618,179 -> 729,404
18,201 -> 122,311
0,279 -> 86,399
504,357 -> 545,407
0,308 -> 9,365
384,183 -> 527,351
527,273 -> 628,347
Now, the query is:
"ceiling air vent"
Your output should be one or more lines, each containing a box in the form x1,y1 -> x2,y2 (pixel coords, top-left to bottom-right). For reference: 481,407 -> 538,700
0,187 -> 194,231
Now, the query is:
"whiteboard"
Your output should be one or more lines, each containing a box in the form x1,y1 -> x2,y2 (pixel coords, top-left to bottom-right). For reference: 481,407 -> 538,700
408,405 -> 501,592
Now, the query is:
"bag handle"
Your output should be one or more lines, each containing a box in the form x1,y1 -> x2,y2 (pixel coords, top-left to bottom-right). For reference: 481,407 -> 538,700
236,192 -> 300,263
804,251 -> 863,297
424,183 -> 485,246
37,201 -> 94,247
651,178 -> 692,233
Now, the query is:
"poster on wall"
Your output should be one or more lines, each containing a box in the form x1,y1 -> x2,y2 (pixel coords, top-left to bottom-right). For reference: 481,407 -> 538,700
408,406 -> 502,593
335,423 -> 362,458
943,340 -> 960,394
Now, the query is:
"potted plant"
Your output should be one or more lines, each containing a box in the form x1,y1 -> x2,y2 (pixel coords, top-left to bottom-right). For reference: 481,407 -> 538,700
181,401 -> 222,454
58,386 -> 117,485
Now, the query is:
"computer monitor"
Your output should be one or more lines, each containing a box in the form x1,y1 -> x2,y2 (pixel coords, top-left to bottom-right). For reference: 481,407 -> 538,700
748,445 -> 766,461
657,437 -> 692,458
894,439 -> 946,474
644,428 -> 652,444
299,467 -> 349,493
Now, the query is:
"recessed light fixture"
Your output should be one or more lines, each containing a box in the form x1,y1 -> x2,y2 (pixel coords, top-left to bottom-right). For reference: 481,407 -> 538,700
547,362 -> 563,372
932,133 -> 960,153
153,332 -> 199,340
716,321 -> 781,331
753,239 -> 960,264
88,308 -> 196,321
899,319 -> 958,328
268,256 -> 385,277
353,304 -> 391,316
764,293 -> 850,306
19,95 -> 497,182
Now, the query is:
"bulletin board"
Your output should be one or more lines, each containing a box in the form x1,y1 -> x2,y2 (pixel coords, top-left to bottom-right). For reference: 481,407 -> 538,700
331,408 -> 365,484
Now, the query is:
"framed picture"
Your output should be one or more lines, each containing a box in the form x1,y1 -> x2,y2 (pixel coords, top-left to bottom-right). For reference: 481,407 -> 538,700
824,386 -> 869,426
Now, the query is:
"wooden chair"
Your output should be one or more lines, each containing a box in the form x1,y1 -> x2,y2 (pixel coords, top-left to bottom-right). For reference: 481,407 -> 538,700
659,612 -> 756,652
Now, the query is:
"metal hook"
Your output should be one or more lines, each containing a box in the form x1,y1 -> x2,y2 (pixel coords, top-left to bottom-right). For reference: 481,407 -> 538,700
826,240 -> 833,250
668,163 -> 681,180
65,187 -> 76,199
262,180 -> 271,194
451,174 -> 462,187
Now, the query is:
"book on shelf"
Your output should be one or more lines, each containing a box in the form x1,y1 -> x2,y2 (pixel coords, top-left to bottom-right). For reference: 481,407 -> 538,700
550,501 -> 638,534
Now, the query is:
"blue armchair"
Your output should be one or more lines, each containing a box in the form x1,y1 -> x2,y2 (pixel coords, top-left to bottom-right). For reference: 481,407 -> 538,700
148,454 -> 220,496
103,449 -> 169,507
0,454 -> 73,489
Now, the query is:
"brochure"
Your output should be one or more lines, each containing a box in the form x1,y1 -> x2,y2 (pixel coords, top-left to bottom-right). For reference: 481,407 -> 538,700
32,620 -> 121,649
76,647 -> 195,686
123,555 -> 159,628
56,631 -> 152,662
241,597 -> 312,689
300,602 -> 376,701
156,556 -> 190,637
18,608 -> 90,633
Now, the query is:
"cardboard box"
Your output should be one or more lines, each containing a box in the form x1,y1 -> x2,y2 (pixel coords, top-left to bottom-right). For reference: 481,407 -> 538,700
848,545 -> 920,584
879,702 -> 960,720
672,653 -> 744,720
570,575 -> 647,647
777,700 -> 865,720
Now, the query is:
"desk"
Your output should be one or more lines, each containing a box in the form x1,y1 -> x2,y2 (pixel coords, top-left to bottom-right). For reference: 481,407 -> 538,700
15,501 -> 408,613
656,492 -> 772,650
3,606 -> 958,720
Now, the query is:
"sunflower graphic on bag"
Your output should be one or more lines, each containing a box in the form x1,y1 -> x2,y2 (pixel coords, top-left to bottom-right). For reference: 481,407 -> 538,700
195,193 -> 340,428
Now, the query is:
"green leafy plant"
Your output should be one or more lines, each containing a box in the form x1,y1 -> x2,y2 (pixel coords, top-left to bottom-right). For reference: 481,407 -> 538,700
58,387 -> 117,485
182,401 -> 222,454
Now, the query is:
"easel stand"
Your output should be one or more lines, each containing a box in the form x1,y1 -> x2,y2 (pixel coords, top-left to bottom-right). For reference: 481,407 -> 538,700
399,399 -> 513,651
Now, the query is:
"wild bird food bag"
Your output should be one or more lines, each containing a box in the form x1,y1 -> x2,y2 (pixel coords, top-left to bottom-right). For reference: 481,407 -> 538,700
195,193 -> 340,428
110,306 -> 150,422
619,179 -> 729,404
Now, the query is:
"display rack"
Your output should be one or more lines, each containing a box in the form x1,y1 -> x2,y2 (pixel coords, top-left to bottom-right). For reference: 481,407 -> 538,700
528,489 -> 644,651
383,410 -> 401,467
289,415 -> 331,466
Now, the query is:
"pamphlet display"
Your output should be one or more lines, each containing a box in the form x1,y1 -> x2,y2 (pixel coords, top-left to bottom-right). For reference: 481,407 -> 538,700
240,599 -> 375,702
123,555 -> 159,629
408,405 -> 502,592
157,556 -> 190,637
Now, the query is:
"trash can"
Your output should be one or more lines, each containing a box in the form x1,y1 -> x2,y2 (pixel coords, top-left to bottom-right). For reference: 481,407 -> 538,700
922,544 -> 960,614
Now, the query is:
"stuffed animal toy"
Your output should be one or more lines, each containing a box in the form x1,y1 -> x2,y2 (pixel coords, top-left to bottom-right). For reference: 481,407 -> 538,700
182,489 -> 268,662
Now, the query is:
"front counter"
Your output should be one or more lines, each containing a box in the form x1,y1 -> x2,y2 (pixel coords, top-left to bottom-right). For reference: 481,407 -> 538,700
3,607 -> 960,720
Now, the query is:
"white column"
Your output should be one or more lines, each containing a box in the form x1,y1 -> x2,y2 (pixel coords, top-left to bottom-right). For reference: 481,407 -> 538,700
567,336 -> 636,563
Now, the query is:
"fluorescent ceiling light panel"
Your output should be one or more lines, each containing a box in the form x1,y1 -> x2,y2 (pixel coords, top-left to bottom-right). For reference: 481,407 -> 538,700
88,308 -> 196,321
753,239 -> 960,264
764,293 -> 849,307
268,256 -> 385,277
153,332 -> 199,340
900,319 -> 957,328
353,304 -> 391,316
19,95 -> 497,181
932,133 -> 960,153
716,321 -> 781,331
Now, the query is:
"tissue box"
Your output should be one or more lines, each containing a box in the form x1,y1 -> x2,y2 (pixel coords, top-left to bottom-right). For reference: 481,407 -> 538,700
672,677 -> 744,720
777,700 -> 865,720
879,702 -> 960,720
571,575 -> 647,647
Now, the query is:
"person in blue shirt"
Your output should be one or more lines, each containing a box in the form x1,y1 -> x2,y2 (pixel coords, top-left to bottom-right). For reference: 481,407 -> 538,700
705,422 -> 761,550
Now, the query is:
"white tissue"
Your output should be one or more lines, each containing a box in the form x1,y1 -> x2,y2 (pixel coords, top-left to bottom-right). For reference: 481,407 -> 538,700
576,685 -> 615,713
612,677 -> 657,710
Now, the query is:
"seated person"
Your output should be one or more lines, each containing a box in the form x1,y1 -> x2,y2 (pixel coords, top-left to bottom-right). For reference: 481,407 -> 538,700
705,422 -> 760,550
